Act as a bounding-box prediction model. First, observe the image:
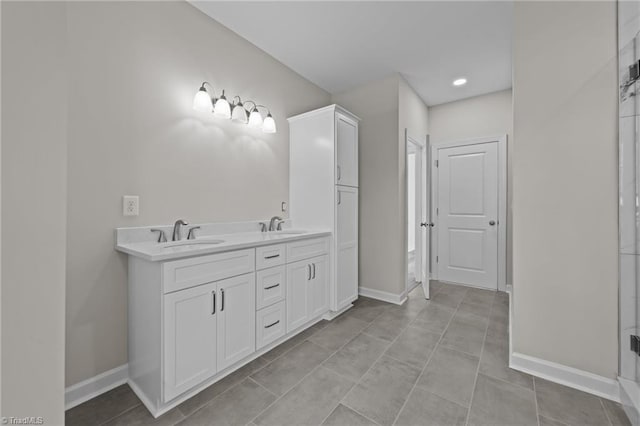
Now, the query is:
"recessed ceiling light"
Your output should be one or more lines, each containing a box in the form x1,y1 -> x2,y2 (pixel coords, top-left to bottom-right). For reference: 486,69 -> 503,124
453,78 -> 467,87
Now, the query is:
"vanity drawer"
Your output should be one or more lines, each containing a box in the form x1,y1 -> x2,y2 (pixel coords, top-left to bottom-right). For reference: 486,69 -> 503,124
286,237 -> 330,263
256,244 -> 286,270
256,266 -> 286,310
256,301 -> 286,350
162,249 -> 255,293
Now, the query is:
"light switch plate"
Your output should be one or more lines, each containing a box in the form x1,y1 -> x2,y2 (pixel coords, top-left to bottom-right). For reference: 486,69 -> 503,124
123,195 -> 139,216
281,201 -> 287,212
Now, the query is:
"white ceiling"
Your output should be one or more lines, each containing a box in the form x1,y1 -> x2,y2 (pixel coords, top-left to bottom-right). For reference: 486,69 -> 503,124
190,1 -> 512,106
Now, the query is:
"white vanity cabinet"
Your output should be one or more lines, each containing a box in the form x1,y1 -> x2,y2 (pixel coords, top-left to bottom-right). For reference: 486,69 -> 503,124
163,282 -> 218,401
162,271 -> 255,401
123,234 -> 330,418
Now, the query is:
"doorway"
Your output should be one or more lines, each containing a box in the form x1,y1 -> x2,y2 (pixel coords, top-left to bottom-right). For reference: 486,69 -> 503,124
431,136 -> 507,291
406,130 -> 429,299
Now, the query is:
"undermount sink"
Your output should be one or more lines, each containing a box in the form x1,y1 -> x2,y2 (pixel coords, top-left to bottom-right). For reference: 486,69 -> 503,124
162,240 -> 225,249
272,230 -> 306,235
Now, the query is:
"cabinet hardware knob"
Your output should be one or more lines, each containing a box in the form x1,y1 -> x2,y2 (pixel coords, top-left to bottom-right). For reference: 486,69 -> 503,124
211,291 -> 216,315
221,289 -> 225,311
264,254 -> 280,259
264,283 -> 280,290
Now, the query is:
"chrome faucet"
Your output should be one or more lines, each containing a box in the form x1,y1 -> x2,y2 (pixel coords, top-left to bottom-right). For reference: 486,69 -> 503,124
269,216 -> 284,232
186,226 -> 200,240
172,219 -> 188,241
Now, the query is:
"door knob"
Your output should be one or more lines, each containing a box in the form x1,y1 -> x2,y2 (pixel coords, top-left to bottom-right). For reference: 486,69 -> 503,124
489,220 -> 496,226
420,222 -> 427,227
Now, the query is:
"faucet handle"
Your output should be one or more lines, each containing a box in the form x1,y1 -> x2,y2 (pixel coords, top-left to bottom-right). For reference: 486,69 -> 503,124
150,229 -> 167,243
276,220 -> 284,231
187,226 -> 201,240
259,222 -> 267,233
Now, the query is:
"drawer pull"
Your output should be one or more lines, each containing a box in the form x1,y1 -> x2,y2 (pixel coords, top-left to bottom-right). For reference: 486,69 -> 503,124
264,254 -> 280,259
265,320 -> 280,329
264,283 -> 280,290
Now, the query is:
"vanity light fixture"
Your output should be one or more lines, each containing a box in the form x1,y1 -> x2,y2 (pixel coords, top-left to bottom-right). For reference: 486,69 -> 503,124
193,81 -> 276,133
231,96 -> 249,124
193,82 -> 214,112
452,78 -> 467,87
213,90 -> 231,119
262,111 -> 277,134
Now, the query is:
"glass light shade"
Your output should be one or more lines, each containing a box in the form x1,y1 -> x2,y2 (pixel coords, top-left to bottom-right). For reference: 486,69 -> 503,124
262,113 -> 276,133
213,94 -> 231,119
231,104 -> 248,124
248,109 -> 263,127
193,88 -> 213,112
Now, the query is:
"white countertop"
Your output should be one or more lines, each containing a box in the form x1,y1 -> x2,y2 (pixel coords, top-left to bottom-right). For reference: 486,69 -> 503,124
116,229 -> 331,262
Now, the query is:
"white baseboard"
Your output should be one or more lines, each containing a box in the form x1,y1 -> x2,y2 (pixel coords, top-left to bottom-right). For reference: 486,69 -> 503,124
358,286 -> 406,305
507,288 -> 619,403
510,353 -> 620,402
619,377 -> 640,425
65,364 -> 129,410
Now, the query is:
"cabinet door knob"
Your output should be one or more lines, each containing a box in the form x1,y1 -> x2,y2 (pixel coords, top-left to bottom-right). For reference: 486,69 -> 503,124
308,264 -> 312,280
211,291 -> 216,315
221,289 -> 225,311
312,263 -> 316,279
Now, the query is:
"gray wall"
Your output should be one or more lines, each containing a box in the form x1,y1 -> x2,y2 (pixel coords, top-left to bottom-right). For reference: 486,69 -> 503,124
428,89 -> 513,285
1,2 -> 68,422
333,74 -> 428,297
62,1 -> 330,386
512,1 -> 618,377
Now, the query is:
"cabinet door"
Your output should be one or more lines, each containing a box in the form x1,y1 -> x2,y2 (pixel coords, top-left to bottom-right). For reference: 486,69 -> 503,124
163,282 -> 217,401
309,255 -> 329,318
216,273 -> 256,371
336,114 -> 358,187
286,259 -> 312,332
336,186 -> 359,310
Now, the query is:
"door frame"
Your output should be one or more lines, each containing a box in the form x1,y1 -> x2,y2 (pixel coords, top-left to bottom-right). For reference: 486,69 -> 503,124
405,129 -> 429,299
430,135 -> 507,292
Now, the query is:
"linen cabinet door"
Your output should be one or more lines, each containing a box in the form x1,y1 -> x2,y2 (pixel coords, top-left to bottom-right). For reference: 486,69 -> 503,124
335,113 -> 358,187
163,282 -> 217,401
336,186 -> 359,310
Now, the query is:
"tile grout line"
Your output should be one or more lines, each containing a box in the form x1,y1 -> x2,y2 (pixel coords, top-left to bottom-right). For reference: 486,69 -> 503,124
247,376 -> 279,398
247,318 -> 375,425
599,397 -> 615,426
339,293 -> 433,425
97,401 -> 144,426
390,287 -> 469,425
533,376 -> 540,426
176,322 -> 332,423
463,292 -> 496,426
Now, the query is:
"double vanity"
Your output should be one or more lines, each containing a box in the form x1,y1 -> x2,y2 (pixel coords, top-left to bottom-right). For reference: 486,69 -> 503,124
116,222 -> 334,417
115,103 -> 362,418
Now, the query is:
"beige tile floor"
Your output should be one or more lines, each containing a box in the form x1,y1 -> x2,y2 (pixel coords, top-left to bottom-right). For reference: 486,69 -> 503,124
66,282 -> 630,426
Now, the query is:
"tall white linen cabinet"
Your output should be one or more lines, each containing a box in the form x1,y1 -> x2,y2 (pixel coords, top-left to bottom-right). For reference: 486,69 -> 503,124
288,105 -> 360,314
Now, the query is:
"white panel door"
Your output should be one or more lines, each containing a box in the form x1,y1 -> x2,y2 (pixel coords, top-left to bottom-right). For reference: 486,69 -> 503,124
336,114 -> 358,187
286,259 -> 311,332
216,273 -> 256,371
309,255 -> 330,318
437,142 -> 498,289
163,282 -> 217,401
336,186 -> 358,310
